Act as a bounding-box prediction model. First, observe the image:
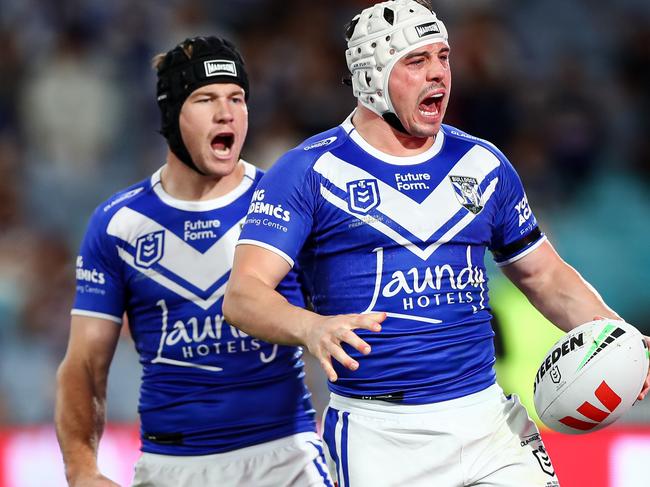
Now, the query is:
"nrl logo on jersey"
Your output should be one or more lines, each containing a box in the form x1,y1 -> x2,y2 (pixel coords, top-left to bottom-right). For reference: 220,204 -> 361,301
135,230 -> 165,268
347,179 -> 381,214
450,175 -> 484,215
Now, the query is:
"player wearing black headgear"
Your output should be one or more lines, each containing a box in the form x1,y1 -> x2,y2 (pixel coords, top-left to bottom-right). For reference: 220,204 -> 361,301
155,36 -> 250,175
55,35 -> 333,487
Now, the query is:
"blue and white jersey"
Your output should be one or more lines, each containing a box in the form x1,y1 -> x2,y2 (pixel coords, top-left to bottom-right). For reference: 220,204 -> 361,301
72,162 -> 316,455
239,117 -> 545,405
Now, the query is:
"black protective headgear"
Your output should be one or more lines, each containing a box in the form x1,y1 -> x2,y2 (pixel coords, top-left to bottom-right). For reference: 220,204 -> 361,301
155,36 -> 249,174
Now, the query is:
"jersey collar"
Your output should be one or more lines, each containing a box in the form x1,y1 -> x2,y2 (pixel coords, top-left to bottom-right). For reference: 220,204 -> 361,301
151,160 -> 256,211
341,110 -> 445,166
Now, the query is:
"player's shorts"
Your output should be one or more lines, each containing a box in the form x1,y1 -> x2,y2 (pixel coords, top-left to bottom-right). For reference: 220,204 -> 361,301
131,431 -> 333,487
322,384 -> 560,487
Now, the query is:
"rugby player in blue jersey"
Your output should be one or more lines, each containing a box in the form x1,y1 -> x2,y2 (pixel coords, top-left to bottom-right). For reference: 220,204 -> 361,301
224,1 -> 650,486
55,36 -> 332,487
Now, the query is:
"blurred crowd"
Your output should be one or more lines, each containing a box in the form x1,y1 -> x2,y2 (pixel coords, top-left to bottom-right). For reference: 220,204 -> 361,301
0,0 -> 649,425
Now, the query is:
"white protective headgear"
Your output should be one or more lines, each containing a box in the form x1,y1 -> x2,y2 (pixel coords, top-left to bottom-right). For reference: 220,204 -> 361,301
345,0 -> 448,119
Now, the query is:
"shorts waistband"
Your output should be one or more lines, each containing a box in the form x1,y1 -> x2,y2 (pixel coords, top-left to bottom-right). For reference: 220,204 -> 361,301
139,431 -> 320,463
329,384 -> 504,414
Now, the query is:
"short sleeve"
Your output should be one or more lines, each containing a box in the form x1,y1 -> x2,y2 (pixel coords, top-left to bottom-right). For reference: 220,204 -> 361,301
238,151 -> 317,267
489,156 -> 545,266
71,208 -> 126,323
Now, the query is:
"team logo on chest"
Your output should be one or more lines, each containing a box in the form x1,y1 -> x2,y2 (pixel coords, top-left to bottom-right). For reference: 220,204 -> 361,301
347,179 -> 381,214
135,230 -> 165,268
449,175 -> 484,214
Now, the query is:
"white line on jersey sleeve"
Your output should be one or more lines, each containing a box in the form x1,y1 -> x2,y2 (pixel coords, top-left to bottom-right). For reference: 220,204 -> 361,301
70,309 -> 122,324
495,235 -> 547,267
236,239 -> 295,268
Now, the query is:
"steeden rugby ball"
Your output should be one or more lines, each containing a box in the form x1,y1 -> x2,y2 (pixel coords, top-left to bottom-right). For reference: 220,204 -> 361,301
533,319 -> 649,434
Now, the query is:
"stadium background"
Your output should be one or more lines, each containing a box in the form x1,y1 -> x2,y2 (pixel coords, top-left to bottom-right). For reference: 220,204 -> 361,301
0,0 -> 649,485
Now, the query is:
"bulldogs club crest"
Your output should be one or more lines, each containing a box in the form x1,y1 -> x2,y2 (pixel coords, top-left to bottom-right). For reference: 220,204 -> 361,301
135,230 -> 165,268
450,175 -> 484,214
347,179 -> 381,214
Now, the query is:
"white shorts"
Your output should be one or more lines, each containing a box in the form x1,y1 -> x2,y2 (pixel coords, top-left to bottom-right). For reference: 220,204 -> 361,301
132,431 -> 333,487
322,385 -> 560,487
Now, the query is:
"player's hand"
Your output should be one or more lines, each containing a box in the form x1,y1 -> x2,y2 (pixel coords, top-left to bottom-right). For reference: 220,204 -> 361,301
304,312 -> 386,382
638,335 -> 650,401
70,473 -> 121,487
591,316 -> 650,401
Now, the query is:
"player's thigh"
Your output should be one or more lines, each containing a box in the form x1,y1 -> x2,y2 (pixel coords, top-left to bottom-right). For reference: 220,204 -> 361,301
322,405 -> 463,487
467,394 -> 560,487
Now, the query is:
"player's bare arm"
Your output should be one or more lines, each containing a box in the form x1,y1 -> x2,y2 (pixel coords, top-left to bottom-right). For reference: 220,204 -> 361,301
55,315 -> 121,487
501,239 -> 620,332
223,244 -> 385,381
501,239 -> 650,399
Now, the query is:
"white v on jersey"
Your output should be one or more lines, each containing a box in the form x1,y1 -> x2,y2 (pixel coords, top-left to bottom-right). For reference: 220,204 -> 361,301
72,162 -> 318,456
239,116 -> 546,404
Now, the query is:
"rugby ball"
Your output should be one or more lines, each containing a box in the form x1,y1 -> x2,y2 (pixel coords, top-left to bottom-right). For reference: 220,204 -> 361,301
533,319 -> 649,434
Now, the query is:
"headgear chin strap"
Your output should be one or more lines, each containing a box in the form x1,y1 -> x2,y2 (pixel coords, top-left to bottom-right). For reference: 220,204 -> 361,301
345,0 -> 448,134
155,36 -> 249,174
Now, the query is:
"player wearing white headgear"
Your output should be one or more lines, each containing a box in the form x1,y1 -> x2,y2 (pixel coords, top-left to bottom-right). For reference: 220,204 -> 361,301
225,1 -> 650,486
345,0 -> 449,133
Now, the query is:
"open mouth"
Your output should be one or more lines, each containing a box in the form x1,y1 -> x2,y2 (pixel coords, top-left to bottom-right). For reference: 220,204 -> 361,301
418,92 -> 444,118
211,133 -> 234,156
